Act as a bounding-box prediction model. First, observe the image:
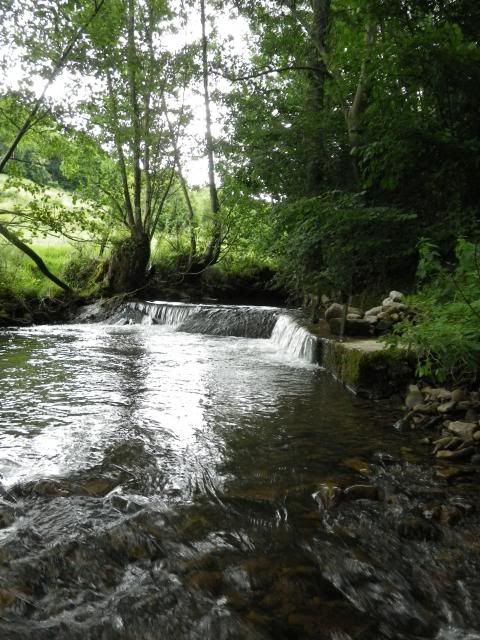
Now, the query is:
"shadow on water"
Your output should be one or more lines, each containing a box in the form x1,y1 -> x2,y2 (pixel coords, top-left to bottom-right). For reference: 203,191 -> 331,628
0,324 -> 479,639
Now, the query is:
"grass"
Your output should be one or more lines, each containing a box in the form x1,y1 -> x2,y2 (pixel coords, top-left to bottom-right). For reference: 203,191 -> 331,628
0,173 -> 81,215
0,173 -> 103,300
0,241 -> 101,300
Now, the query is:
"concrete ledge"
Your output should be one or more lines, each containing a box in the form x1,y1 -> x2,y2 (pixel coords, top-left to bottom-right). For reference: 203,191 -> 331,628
315,334 -> 415,399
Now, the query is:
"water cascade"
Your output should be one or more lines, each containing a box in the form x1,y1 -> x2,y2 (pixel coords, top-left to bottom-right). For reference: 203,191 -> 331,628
270,313 -> 319,363
110,300 -> 319,363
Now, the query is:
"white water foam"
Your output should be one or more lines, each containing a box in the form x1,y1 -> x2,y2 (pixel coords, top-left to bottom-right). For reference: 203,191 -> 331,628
119,301 -> 318,363
270,314 -> 318,364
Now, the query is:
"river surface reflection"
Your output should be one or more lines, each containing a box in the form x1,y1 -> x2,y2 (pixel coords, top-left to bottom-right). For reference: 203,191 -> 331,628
0,324 -> 479,640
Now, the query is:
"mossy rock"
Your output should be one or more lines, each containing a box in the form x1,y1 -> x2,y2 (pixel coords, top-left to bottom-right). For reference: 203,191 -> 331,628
321,340 -> 414,399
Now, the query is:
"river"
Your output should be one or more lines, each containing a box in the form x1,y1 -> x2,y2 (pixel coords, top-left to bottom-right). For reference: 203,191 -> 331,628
0,307 -> 479,639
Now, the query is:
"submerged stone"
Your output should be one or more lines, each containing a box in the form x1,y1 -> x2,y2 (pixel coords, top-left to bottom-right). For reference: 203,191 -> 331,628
436,446 -> 475,461
343,484 -> 379,501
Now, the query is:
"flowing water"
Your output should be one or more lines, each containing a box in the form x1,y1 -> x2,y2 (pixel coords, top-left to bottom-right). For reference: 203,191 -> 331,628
0,304 -> 480,640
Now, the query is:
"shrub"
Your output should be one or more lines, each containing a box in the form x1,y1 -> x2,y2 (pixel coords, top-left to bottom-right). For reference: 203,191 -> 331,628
61,251 -> 102,290
271,192 -> 417,297
388,238 -> 480,383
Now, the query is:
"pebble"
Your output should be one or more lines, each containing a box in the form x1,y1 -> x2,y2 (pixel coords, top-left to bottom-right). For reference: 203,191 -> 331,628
435,446 -> 475,461
343,484 -> 379,501
413,403 -> 437,414
397,516 -> 440,541
424,387 -> 452,402
0,499 -> 16,529
448,421 -> 478,441
451,389 -> 467,403
313,482 -> 343,511
438,400 -> 456,414
434,466 -> 475,481
465,408 -> 479,422
406,385 -> 423,409
343,458 -> 372,477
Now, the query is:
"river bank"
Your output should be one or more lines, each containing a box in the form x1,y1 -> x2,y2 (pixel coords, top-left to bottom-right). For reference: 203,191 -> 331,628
0,295 -> 82,327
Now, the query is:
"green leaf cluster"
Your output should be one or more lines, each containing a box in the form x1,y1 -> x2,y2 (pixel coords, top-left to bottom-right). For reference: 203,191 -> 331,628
270,191 -> 417,297
388,238 -> 480,383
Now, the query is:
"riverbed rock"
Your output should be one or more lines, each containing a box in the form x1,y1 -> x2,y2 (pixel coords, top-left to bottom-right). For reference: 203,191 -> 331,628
406,385 -> 423,409
434,465 -> 476,481
328,317 -> 372,337
384,302 -> 407,314
343,484 -> 379,501
437,400 -> 456,414
365,305 -> 383,317
0,499 -> 15,529
343,458 -> 372,477
439,505 -> 464,526
432,437 -> 459,454
389,290 -> 404,302
413,402 -> 437,414
451,389 -> 467,403
397,516 -> 440,541
464,408 -> 479,423
325,303 -> 344,321
435,446 -> 475,461
424,387 -> 452,402
313,482 -> 343,511
447,421 -> 478,442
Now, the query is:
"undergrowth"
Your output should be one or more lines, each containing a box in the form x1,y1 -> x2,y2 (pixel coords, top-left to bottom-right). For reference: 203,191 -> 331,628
387,238 -> 480,384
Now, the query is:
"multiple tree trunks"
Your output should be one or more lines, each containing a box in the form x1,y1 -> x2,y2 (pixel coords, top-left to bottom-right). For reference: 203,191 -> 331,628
105,232 -> 151,295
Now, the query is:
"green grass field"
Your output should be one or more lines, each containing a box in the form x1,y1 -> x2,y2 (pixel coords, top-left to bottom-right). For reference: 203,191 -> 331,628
0,174 -> 100,298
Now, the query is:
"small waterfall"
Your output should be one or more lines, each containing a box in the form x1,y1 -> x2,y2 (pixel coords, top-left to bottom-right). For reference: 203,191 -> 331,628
270,314 -> 319,364
130,301 -> 199,328
110,301 -> 319,363
120,301 -> 280,339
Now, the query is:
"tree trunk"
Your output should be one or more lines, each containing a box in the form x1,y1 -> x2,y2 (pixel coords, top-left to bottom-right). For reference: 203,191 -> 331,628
346,20 -> 376,181
105,231 -> 150,295
0,222 -> 72,293
305,0 -> 331,196
199,0 -> 222,269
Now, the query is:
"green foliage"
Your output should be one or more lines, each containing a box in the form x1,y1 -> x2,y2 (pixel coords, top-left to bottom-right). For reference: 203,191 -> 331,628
0,243 -> 66,299
0,239 -> 101,299
0,173 -> 105,240
270,191 -> 417,296
388,239 -> 480,383
61,251 -> 102,292
0,95 -> 78,189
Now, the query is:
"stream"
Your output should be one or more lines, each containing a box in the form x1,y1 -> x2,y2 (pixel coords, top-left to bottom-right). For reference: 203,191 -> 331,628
0,304 -> 480,639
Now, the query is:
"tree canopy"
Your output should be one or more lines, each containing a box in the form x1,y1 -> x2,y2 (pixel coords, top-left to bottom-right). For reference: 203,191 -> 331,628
0,0 -> 478,302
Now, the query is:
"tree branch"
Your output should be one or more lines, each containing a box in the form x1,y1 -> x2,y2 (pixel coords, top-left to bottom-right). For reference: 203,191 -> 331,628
0,0 -> 106,174
0,221 -> 72,292
218,64 -> 325,82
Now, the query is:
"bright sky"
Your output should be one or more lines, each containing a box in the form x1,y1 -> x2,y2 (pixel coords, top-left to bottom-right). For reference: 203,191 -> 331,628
1,3 -> 251,186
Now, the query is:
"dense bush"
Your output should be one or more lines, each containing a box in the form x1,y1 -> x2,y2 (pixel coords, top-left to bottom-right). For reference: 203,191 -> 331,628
389,239 -> 480,383
271,192 -> 417,298
61,251 -> 102,291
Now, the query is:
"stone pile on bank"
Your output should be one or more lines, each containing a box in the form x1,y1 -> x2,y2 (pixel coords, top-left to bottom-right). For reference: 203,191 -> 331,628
401,384 -> 480,476
325,290 -> 416,337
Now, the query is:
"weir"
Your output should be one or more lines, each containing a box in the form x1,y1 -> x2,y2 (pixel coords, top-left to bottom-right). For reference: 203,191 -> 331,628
112,300 -> 319,363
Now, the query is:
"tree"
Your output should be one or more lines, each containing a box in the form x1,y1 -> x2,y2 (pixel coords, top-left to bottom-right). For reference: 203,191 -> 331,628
62,0 -> 188,293
0,0 -> 108,293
